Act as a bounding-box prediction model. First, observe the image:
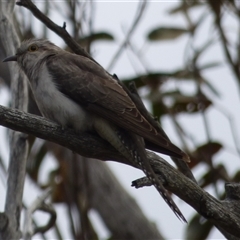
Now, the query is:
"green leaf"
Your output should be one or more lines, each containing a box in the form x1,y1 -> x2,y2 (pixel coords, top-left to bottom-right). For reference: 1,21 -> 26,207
199,164 -> 229,189
122,72 -> 170,89
233,171 -> 240,182
121,70 -> 220,99
151,101 -> 167,118
190,142 -> 223,169
185,214 -> 213,240
194,142 -> 223,159
148,27 -> 188,41
171,69 -> 221,97
161,90 -> 182,97
79,31 -> 114,45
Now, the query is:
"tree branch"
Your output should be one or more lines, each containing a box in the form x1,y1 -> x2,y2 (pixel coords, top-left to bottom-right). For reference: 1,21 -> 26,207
0,105 -> 239,237
23,189 -> 56,239
0,2 -> 29,239
16,0 -> 97,63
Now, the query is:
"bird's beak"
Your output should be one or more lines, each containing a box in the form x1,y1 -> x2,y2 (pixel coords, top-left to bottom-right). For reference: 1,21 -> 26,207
2,55 -> 18,62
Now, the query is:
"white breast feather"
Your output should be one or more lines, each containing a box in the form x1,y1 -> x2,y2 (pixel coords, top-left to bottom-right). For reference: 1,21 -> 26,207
30,64 -> 94,131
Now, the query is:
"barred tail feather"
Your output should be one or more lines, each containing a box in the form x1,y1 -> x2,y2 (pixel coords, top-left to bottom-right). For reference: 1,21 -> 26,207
116,130 -> 187,223
134,149 -> 187,223
94,119 -> 186,222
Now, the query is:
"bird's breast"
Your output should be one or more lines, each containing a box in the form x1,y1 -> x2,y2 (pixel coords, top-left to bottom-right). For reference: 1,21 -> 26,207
30,65 -> 94,131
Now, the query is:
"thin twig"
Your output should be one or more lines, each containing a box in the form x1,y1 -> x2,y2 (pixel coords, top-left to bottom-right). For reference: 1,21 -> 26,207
23,188 -> 56,239
213,11 -> 240,90
214,103 -> 240,159
16,0 -> 97,63
107,1 -> 147,71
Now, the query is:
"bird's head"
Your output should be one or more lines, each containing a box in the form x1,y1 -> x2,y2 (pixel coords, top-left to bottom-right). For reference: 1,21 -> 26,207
3,39 -> 61,75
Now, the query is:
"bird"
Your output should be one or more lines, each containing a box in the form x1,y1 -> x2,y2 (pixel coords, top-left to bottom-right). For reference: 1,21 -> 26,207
3,39 -> 189,222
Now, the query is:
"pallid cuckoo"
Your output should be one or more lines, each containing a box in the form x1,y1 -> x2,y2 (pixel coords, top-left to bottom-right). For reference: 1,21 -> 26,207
3,39 -> 189,222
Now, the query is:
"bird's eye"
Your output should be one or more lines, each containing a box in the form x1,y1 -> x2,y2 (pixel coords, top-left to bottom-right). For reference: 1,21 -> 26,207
28,44 -> 38,52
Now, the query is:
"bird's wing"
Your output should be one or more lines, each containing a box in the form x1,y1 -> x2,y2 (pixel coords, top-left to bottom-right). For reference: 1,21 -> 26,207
47,52 -> 189,161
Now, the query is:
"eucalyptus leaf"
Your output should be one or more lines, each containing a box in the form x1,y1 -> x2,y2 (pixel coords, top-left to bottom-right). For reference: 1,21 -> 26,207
199,164 -> 229,189
122,72 -> 170,89
79,31 -> 114,45
148,27 -> 188,41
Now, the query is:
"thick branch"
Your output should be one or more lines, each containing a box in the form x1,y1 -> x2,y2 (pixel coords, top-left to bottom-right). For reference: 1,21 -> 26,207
0,105 -> 125,163
0,105 -> 240,237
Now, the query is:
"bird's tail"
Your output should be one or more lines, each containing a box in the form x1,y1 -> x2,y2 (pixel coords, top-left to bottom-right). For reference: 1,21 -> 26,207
122,132 -> 187,223
94,118 -> 186,222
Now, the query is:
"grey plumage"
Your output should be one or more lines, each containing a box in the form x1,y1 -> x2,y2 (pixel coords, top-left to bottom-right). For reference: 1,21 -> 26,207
3,38 -> 189,222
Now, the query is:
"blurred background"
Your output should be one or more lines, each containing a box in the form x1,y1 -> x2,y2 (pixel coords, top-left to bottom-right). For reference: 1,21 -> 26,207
0,1 -> 240,239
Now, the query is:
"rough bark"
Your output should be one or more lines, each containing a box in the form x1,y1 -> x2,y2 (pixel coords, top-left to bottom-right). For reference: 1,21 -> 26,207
0,105 -> 239,238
